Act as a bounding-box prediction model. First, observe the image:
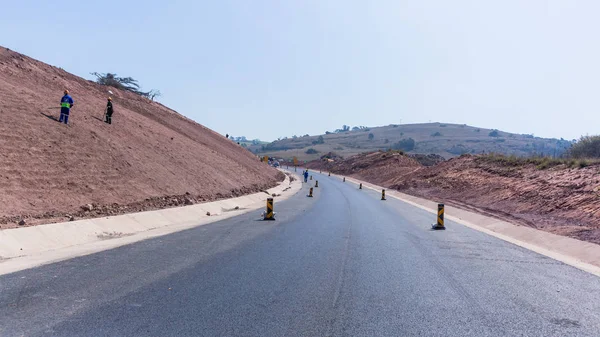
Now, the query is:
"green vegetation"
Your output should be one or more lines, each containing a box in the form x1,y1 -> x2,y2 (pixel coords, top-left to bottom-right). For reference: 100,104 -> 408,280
489,130 -> 500,137
569,135 -> 600,158
305,148 -> 319,154
431,132 -> 442,137
368,133 -> 374,140
391,138 -> 416,152
312,135 -> 325,145
335,125 -> 351,133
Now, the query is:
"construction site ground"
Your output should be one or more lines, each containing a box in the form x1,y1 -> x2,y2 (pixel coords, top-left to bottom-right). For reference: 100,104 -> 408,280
0,47 -> 282,228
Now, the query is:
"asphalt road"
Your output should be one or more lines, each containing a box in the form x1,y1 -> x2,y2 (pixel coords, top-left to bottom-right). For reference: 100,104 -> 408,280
1,172 -> 600,336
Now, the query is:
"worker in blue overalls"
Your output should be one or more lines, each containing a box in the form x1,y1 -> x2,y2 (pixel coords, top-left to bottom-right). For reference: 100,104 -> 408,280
59,90 -> 74,125
303,170 -> 309,183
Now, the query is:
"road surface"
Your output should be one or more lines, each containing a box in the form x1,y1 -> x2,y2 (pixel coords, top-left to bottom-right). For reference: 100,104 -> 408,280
1,172 -> 600,336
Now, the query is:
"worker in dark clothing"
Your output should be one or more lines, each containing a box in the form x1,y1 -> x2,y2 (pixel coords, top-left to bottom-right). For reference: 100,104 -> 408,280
59,90 -> 74,124
303,170 -> 309,183
104,97 -> 114,124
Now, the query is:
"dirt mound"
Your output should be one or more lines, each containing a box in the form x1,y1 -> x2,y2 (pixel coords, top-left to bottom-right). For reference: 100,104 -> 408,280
0,47 -> 282,228
408,153 -> 445,167
393,155 -> 600,244
316,150 -> 600,245
307,151 -> 422,186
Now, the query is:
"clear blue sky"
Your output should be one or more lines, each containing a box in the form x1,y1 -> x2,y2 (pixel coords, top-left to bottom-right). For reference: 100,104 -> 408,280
2,0 -> 598,141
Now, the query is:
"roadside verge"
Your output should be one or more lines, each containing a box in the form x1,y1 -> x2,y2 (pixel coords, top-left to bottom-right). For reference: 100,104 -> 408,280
0,171 -> 302,275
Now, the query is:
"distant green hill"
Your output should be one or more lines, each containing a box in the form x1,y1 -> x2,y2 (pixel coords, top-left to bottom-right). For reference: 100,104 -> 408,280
250,123 -> 572,161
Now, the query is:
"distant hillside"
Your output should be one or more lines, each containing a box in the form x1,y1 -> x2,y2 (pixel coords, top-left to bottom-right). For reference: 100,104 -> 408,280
0,46 -> 282,226
251,123 -> 572,161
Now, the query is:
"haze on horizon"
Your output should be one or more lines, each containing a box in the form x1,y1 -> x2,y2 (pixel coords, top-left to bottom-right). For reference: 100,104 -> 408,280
1,0 -> 598,141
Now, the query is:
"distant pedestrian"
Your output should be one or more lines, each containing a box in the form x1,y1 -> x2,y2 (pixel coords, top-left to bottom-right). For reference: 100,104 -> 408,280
303,170 -> 309,183
104,97 -> 114,124
59,90 -> 74,124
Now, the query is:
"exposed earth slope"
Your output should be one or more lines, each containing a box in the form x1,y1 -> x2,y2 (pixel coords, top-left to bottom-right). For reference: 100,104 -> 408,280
0,47 -> 282,227
312,152 -> 600,245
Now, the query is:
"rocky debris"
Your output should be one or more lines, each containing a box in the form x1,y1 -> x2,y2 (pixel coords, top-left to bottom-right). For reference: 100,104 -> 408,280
234,206 -> 240,210
184,197 -> 194,205
1,184 -> 292,228
67,215 -> 75,221
17,219 -> 26,226
81,204 -> 94,212
206,212 -> 211,216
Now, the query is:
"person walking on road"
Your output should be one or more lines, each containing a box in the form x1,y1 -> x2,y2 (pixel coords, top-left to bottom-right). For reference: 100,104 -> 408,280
303,170 -> 309,183
104,97 -> 114,124
59,90 -> 74,125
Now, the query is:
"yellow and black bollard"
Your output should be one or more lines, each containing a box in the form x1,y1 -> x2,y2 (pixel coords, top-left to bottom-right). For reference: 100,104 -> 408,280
328,172 -> 331,176
432,203 -> 446,230
359,183 -> 362,189
343,177 -> 346,182
264,198 -> 275,220
381,189 -> 386,200
315,180 -> 319,188
308,187 -> 314,197
310,175 -> 313,180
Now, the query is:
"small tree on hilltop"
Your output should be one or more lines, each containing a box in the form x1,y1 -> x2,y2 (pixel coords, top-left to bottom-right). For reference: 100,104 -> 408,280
392,138 -> 416,151
368,133 -> 374,140
91,72 -> 161,100
489,130 -> 500,137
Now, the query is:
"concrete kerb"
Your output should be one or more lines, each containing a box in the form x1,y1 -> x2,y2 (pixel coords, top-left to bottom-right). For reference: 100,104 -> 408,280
335,174 -> 600,277
0,171 -> 303,275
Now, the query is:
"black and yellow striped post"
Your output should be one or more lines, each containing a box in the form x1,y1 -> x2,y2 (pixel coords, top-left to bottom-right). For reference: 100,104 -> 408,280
264,198 -> 275,220
310,175 -> 313,180
432,203 -> 445,230
328,172 -> 331,176
381,189 -> 386,200
359,183 -> 362,189
315,180 -> 319,187
343,177 -> 346,182
308,187 -> 313,197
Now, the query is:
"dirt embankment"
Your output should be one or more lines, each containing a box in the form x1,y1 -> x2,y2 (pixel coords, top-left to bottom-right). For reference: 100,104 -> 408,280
314,151 -> 600,245
0,47 -> 283,228
307,151 -> 422,187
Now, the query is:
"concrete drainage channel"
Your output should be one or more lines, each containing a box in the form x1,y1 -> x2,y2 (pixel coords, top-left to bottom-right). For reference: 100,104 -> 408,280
0,171 -> 303,275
